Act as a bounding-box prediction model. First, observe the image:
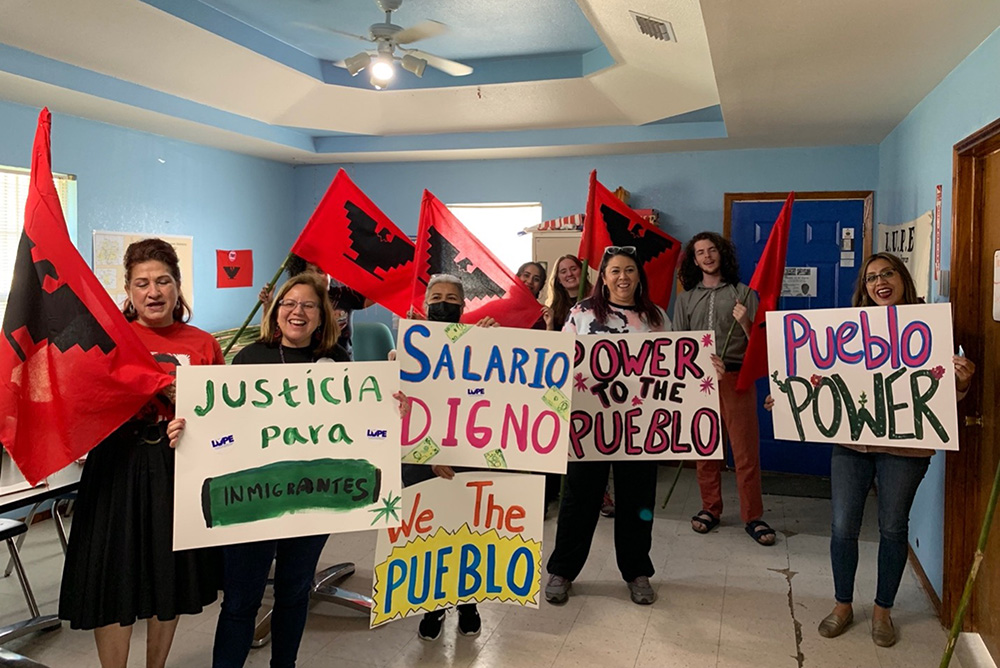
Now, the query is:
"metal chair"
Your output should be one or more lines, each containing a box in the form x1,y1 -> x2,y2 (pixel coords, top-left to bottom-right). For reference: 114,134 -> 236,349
3,494 -> 74,578
0,519 -> 60,644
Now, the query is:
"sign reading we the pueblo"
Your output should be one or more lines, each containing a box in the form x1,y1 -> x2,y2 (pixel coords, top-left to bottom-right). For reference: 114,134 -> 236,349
173,362 -> 402,550
397,320 -> 575,474
766,303 -> 960,449
370,472 -> 543,627
570,330 -> 723,460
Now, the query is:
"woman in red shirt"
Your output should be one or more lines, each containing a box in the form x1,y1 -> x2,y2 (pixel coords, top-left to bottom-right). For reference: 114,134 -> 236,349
60,239 -> 222,668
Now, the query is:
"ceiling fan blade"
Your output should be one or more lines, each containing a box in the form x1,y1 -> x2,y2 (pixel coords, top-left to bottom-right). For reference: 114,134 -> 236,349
406,49 -> 473,76
290,21 -> 372,43
393,20 -> 448,45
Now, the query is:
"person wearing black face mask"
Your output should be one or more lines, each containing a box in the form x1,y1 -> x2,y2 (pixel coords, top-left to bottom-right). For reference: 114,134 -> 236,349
426,300 -> 463,323
420,273 -> 498,327
400,273 -> 497,642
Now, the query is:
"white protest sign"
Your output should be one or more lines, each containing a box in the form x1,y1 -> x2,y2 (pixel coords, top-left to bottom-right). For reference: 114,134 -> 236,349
398,320 -> 575,474
174,361 -> 402,550
370,472 -> 543,627
569,331 -> 723,461
878,212 -> 932,300
766,303 -> 959,450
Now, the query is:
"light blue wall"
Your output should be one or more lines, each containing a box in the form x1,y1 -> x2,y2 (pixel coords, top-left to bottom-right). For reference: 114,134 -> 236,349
0,99 -> 295,334
293,145 -> 879,330
877,25 -> 1000,597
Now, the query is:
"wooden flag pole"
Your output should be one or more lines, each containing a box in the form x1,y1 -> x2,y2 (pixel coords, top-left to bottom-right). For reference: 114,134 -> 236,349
222,253 -> 291,356
718,285 -> 752,360
661,462 -> 685,509
940,452 -> 1000,667
578,259 -> 590,302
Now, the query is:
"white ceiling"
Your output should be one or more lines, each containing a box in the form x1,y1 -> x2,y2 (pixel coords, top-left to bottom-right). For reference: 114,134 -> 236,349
0,0 -> 998,163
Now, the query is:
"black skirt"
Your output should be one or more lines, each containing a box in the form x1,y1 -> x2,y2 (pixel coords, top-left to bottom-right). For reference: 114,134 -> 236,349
59,421 -> 220,629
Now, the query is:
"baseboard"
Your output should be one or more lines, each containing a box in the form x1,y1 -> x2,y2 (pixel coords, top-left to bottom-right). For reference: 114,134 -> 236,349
908,544 -> 943,617
957,632 -> 998,668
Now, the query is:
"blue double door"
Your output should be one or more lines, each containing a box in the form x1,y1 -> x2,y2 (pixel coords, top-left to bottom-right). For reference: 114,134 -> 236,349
728,194 -> 871,476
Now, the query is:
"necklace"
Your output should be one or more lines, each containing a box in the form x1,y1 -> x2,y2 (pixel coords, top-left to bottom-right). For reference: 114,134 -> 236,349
279,344 -> 286,364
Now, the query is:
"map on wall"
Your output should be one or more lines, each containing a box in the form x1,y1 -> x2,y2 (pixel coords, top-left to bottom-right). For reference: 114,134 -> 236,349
92,231 -> 194,310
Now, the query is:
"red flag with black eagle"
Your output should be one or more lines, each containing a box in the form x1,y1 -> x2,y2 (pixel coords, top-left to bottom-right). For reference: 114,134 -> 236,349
736,192 -> 795,392
0,108 -> 173,485
579,170 -> 682,309
292,169 -> 415,316
216,249 -> 253,288
408,191 -> 543,328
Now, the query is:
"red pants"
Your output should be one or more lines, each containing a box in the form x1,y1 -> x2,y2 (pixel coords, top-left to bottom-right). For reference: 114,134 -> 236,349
695,371 -> 764,524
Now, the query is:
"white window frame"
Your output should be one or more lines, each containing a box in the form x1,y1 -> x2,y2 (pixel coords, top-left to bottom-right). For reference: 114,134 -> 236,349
445,202 -> 542,276
0,165 -> 78,321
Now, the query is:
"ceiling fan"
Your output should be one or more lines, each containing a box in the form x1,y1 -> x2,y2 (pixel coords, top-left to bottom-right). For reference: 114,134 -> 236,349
305,0 -> 473,89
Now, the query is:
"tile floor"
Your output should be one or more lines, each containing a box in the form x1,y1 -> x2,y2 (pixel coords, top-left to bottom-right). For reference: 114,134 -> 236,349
0,468 -> 961,667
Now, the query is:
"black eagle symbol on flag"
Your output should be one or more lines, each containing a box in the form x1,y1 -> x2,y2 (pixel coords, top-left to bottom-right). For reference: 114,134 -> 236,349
601,204 -> 676,267
2,233 -> 115,362
423,227 -> 505,300
342,201 -> 414,279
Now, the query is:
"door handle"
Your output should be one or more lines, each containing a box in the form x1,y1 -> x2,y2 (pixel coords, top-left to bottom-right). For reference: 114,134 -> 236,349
965,416 -> 984,427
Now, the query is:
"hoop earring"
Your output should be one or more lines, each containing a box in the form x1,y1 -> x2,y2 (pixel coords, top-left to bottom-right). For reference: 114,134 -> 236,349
636,282 -> 643,296
124,302 -> 136,317
602,285 -> 610,299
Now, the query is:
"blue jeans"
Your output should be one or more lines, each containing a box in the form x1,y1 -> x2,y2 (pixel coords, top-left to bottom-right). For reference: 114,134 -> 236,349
213,534 -> 329,668
829,446 -> 929,609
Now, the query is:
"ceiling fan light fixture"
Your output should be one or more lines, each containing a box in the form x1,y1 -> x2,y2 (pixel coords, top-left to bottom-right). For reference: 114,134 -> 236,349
370,56 -> 395,83
400,54 -> 427,77
344,52 -> 372,76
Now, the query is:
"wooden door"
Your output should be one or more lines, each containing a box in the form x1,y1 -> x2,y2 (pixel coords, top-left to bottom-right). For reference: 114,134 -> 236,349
943,120 -> 1000,659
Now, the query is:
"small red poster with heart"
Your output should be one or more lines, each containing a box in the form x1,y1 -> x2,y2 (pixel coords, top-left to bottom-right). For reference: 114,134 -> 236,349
216,249 -> 253,288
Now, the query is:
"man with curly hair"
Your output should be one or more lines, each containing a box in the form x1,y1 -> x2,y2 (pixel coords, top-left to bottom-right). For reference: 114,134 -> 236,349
673,232 -> 775,546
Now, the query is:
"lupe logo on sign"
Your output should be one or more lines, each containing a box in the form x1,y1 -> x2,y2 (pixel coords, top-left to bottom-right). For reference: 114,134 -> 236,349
212,434 -> 235,449
367,429 -> 387,439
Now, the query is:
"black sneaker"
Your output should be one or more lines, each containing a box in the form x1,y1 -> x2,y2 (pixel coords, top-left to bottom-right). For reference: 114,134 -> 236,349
418,610 -> 446,641
457,605 -> 481,636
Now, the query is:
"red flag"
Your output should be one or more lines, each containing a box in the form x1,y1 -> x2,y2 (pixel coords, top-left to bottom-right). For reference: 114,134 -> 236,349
216,249 -> 253,288
0,109 -> 173,484
292,169 -> 415,316
409,191 -> 542,328
579,170 -> 682,309
736,192 -> 795,392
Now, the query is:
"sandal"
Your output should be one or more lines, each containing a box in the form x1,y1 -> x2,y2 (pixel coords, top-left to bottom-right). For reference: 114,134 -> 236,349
745,519 -> 776,546
691,510 -> 719,534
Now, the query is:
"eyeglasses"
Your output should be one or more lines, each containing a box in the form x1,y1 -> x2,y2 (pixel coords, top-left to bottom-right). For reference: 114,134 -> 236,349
864,269 -> 897,285
603,245 -> 637,257
277,299 -> 319,312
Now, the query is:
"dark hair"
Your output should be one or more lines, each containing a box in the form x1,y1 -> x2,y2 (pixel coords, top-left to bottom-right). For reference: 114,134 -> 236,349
678,232 -> 741,290
260,273 -> 340,357
516,261 -> 548,286
852,252 -> 918,307
591,249 -> 663,329
546,254 -> 592,330
285,253 -> 308,278
122,238 -> 191,323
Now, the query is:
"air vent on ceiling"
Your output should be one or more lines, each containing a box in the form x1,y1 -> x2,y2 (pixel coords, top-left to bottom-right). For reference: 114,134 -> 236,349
629,11 -> 676,42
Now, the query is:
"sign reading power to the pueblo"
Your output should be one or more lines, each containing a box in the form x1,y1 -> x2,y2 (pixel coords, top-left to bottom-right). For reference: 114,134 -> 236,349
569,330 -> 723,461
